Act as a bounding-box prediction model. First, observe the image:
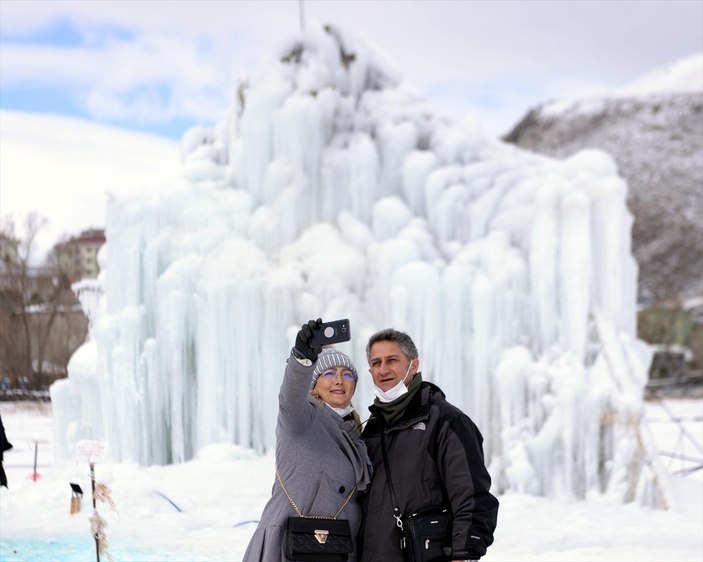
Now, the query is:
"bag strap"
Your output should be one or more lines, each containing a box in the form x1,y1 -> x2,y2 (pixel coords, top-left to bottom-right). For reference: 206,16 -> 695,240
275,466 -> 358,520
380,431 -> 404,531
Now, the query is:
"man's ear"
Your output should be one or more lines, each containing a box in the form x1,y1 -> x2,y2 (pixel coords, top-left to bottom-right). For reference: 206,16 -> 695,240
412,358 -> 419,374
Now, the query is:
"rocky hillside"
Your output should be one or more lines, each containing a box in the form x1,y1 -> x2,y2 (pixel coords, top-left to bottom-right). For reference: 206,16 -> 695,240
504,55 -> 703,302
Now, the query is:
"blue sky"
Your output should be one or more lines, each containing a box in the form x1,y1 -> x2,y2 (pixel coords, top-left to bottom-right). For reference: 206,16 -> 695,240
2,0 -> 702,140
1,19 -> 198,136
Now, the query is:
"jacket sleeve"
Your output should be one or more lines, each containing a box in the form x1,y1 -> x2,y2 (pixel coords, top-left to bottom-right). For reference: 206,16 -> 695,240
434,410 -> 499,559
0,414 -> 11,454
277,352 -> 317,434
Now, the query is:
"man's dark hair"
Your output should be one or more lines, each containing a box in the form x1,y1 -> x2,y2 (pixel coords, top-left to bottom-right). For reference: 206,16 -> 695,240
366,328 -> 418,363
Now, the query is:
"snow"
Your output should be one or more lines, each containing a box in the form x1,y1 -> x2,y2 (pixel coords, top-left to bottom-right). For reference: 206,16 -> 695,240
1,400 -> 701,561
539,52 -> 703,120
616,52 -> 703,97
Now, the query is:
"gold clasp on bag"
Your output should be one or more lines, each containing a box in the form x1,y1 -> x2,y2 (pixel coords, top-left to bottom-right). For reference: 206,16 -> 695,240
314,530 -> 329,544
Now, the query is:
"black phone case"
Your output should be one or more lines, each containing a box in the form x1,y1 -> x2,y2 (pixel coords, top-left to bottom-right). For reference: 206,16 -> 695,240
310,319 -> 351,347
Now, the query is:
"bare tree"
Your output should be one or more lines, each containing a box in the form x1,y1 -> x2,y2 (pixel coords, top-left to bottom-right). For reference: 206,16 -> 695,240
0,213 -> 87,390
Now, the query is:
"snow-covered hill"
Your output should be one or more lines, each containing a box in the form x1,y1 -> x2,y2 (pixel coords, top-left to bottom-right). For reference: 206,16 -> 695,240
0,111 -> 180,261
616,52 -> 703,97
505,53 -> 703,301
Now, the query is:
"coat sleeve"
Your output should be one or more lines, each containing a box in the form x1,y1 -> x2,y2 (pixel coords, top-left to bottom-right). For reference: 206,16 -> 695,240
0,414 -> 11,455
277,352 -> 317,434
434,410 -> 499,560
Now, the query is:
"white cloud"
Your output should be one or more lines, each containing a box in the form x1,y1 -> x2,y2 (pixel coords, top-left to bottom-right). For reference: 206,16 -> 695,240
81,34 -> 236,123
0,43 -> 105,85
1,33 -> 239,124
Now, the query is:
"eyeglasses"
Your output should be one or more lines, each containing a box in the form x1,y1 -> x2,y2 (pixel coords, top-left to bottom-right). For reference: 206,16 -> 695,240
320,369 -> 358,381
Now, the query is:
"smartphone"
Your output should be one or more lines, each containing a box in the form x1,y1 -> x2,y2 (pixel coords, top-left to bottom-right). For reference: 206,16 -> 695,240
310,319 -> 351,347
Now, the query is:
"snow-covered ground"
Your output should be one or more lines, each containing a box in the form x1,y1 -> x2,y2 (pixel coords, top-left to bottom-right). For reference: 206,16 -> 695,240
0,399 -> 701,562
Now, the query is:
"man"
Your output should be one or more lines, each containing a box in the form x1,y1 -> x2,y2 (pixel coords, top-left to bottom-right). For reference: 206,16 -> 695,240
359,329 -> 498,562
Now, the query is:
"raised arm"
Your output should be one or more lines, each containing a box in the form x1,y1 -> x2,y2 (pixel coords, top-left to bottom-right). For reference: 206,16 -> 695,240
277,319 -> 323,433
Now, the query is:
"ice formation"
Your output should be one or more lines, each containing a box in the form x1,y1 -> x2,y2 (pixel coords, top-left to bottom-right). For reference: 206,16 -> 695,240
51,25 -> 669,506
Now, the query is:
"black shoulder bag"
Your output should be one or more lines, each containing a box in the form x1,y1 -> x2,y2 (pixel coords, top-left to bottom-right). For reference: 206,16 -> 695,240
380,432 -> 453,562
276,467 -> 356,562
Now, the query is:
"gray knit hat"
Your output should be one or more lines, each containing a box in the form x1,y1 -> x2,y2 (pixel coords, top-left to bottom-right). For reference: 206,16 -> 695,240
311,348 -> 358,387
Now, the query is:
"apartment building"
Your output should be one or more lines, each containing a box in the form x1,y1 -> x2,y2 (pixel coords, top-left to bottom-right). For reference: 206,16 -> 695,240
54,228 -> 106,282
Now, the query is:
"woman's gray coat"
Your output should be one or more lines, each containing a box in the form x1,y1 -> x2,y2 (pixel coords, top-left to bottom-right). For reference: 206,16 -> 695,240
243,352 -> 371,562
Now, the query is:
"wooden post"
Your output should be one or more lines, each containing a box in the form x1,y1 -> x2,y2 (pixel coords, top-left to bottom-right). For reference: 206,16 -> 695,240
90,462 -> 100,562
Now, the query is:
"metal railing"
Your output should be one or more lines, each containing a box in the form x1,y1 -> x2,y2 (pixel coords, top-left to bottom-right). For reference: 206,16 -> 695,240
0,388 -> 51,401
646,396 -> 703,477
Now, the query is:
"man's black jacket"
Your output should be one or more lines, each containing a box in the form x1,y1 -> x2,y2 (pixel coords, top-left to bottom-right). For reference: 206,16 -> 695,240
359,381 -> 499,561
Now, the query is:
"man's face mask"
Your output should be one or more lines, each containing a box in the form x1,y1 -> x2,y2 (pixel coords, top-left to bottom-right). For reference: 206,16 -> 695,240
373,361 -> 413,403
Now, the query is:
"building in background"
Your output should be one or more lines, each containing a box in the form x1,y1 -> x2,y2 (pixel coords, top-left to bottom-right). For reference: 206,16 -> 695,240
54,228 -> 106,282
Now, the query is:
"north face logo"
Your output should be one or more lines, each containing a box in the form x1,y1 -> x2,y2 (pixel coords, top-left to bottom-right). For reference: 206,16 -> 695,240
412,422 -> 426,430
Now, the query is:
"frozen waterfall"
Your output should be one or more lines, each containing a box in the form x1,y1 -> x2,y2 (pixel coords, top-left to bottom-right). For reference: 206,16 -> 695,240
51,24 -> 668,506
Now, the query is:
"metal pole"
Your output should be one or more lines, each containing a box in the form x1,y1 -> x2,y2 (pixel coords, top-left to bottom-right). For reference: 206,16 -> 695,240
91,463 -> 100,562
33,441 -> 38,479
299,0 -> 305,35
657,398 -> 703,454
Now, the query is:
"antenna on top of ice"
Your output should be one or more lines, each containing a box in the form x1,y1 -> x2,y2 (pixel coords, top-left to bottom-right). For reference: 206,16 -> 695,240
299,0 -> 306,35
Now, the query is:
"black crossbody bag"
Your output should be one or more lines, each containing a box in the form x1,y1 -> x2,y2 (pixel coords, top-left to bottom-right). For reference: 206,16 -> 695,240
380,432 -> 453,562
276,467 -> 357,562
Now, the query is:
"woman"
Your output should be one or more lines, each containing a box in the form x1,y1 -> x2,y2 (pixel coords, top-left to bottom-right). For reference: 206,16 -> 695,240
243,319 -> 372,562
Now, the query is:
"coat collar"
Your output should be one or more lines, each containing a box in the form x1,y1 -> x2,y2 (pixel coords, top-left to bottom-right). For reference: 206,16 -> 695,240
367,381 -> 445,433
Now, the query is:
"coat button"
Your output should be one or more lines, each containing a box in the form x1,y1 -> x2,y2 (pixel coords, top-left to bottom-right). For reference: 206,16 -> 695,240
339,486 -> 346,494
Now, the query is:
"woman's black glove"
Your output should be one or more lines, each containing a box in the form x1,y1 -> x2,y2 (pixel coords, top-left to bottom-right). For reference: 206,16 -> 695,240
293,318 -> 323,363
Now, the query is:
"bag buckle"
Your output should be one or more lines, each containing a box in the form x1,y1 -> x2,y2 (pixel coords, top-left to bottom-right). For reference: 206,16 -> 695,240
314,529 -> 329,544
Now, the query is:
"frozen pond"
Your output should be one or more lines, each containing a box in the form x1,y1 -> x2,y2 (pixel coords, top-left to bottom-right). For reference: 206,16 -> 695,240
0,536 -> 211,562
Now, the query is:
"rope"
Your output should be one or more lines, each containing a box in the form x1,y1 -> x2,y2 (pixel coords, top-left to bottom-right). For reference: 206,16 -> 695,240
153,490 -> 183,512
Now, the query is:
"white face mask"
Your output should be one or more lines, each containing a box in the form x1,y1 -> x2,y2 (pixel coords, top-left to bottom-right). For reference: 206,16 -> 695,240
328,404 -> 355,418
373,362 -> 414,403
